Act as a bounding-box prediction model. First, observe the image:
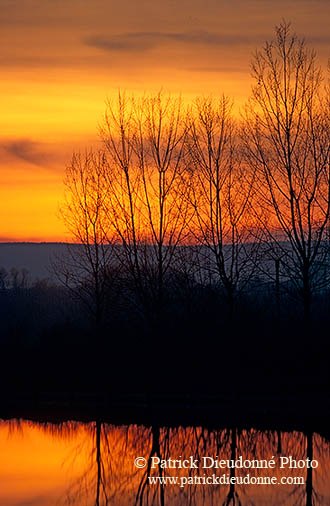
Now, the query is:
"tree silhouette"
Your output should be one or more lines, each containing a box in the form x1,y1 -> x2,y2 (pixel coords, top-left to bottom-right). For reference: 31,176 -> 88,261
58,150 -> 114,333
101,92 -> 191,325
243,21 -> 330,321
188,95 -> 258,317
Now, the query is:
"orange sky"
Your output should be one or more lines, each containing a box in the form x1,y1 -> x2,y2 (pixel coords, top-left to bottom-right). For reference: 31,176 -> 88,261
1,0 -> 330,241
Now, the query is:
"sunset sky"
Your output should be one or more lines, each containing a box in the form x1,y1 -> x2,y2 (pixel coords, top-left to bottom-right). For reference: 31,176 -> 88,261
1,0 -> 330,241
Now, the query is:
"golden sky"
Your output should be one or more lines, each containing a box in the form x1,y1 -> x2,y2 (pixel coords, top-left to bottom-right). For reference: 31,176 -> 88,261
1,0 -> 330,241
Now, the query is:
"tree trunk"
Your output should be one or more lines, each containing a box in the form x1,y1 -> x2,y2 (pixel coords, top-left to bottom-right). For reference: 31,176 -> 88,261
95,421 -> 102,506
275,258 -> 281,319
302,267 -> 312,324
305,431 -> 313,506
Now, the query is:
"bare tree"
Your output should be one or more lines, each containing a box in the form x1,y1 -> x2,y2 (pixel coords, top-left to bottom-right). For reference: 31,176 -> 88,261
101,92 -> 191,324
243,21 -> 330,321
188,96 -> 258,317
100,92 -> 146,315
58,150 -> 114,331
134,92 -> 192,319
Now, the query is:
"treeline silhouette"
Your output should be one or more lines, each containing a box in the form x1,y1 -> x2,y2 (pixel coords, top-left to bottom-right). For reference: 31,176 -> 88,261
60,23 -> 330,324
0,253 -> 329,396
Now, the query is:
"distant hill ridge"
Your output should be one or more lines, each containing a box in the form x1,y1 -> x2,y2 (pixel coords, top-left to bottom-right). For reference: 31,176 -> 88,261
0,242 -> 73,281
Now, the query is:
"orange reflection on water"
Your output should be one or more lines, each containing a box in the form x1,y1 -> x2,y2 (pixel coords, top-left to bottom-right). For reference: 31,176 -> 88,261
0,420 -> 330,506
0,421 -> 88,505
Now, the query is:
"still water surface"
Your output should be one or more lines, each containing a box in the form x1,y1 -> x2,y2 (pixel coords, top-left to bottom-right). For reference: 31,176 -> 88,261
0,419 -> 329,505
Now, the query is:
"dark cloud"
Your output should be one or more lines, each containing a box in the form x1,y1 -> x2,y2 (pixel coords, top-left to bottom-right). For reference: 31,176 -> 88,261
0,139 -> 53,167
306,35 -> 330,45
85,31 -> 266,53
85,32 -> 158,52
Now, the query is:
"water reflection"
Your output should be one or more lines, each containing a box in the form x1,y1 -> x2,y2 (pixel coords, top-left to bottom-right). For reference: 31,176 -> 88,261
0,420 -> 329,505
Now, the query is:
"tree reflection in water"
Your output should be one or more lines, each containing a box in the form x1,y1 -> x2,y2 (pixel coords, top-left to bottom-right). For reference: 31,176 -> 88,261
2,420 -> 330,506
62,424 -> 330,506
